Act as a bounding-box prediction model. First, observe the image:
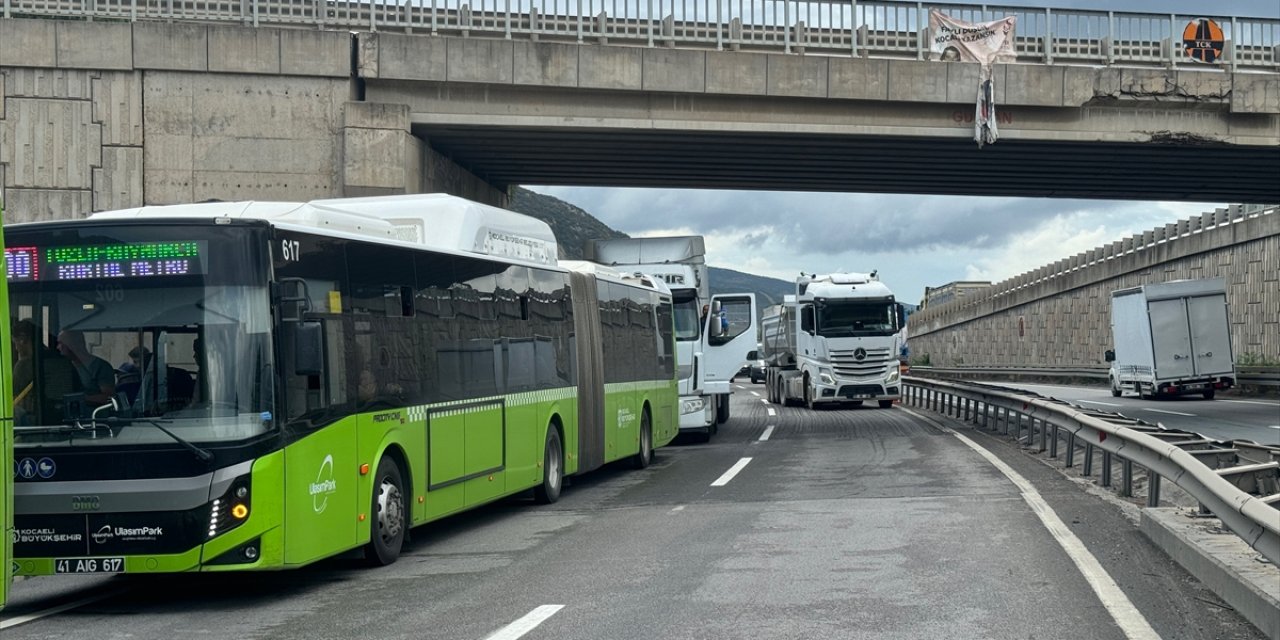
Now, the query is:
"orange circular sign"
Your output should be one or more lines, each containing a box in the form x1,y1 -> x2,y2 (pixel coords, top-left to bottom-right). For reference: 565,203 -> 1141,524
1182,18 -> 1224,63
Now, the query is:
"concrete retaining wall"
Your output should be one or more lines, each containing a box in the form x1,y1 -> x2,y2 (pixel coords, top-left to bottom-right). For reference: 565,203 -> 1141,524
0,18 -> 508,219
908,206 -> 1280,368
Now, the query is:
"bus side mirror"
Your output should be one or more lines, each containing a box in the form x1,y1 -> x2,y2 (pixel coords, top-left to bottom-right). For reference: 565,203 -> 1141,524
1104,350 -> 1115,363
295,321 -> 324,376
277,278 -> 311,322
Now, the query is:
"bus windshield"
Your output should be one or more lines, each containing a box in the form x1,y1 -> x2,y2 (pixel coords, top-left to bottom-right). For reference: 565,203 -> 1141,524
815,300 -> 898,338
7,224 -> 275,448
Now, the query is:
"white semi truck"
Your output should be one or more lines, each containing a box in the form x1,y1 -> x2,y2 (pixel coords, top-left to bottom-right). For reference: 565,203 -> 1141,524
1106,278 -> 1235,400
585,237 -> 757,440
762,272 -> 907,409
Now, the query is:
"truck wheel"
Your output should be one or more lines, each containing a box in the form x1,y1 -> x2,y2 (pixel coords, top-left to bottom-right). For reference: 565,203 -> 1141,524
1202,389 -> 1216,400
849,400 -> 863,408
716,395 -> 730,424
1109,378 -> 1122,398
364,455 -> 406,566
878,400 -> 894,409
804,377 -> 818,411
533,426 -> 563,504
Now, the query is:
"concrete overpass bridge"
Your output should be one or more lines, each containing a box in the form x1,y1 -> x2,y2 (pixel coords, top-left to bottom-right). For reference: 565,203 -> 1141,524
1,2 -> 1279,215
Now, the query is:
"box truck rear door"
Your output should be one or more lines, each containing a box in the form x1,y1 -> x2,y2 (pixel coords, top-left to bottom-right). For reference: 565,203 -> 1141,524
1187,294 -> 1233,377
1149,298 -> 1194,379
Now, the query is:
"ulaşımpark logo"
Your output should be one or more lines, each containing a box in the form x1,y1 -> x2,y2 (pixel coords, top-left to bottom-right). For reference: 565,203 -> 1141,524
310,454 -> 338,514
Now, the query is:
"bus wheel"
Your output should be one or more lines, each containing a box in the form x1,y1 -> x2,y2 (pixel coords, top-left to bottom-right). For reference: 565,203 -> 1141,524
534,426 -> 563,504
365,456 -> 406,566
631,409 -> 653,470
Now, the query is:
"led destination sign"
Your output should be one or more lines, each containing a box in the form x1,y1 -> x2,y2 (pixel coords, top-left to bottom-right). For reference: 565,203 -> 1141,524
5,241 -> 207,282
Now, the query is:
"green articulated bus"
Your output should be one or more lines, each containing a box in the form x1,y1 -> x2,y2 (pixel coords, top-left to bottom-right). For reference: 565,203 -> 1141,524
5,194 -> 678,576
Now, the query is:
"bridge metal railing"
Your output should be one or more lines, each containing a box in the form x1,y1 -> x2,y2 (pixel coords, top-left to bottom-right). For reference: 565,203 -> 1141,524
909,365 -> 1280,387
902,377 -> 1280,565
3,0 -> 1278,70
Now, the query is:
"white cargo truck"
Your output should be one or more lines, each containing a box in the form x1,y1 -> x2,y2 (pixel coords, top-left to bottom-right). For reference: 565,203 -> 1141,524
1106,278 -> 1236,400
762,272 -> 907,409
585,237 -> 757,440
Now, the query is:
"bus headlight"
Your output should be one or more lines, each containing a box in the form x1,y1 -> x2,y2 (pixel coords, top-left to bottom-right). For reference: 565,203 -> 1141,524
681,397 -> 706,415
209,476 -> 252,538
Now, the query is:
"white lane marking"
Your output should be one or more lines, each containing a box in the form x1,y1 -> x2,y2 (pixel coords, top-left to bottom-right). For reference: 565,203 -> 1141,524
0,591 -> 120,630
759,426 -> 775,441
1269,425 -> 1280,430
734,384 -> 745,390
760,398 -> 768,404
899,406 -> 1159,640
711,457 -> 753,487
1078,400 -> 1122,407
750,391 -> 760,397
485,605 -> 566,640
1219,399 -> 1280,406
671,505 -> 686,512
767,408 -> 777,417
1142,408 -> 1196,417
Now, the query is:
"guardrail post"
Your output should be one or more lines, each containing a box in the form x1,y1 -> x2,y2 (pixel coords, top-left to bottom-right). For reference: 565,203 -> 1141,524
1101,450 -> 1112,487
1000,408 -> 1009,435
1037,418 -> 1047,452
1065,431 -> 1076,467
850,0 -> 859,58
1121,458 -> 1133,497
1044,7 -> 1053,64
963,398 -> 970,421
1083,443 -> 1094,476
1146,471 -> 1161,507
1048,424 -> 1059,458
784,0 -> 791,54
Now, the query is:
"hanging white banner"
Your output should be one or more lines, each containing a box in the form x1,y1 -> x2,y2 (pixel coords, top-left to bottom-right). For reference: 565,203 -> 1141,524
929,9 -> 1017,65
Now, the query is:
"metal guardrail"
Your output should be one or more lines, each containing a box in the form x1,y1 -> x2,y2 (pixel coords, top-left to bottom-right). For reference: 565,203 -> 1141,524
2,0 -> 1278,69
910,365 -> 1280,387
902,376 -> 1280,564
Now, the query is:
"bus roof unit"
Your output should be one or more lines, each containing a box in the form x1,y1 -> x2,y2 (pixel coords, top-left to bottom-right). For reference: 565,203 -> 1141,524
87,194 -> 560,267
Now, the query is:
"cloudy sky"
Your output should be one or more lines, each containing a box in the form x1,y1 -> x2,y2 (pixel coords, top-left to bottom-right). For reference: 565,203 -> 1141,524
526,188 -> 1225,304
525,0 -> 1273,304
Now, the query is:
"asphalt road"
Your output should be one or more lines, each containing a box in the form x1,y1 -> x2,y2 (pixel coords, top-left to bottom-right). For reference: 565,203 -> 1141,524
1,387 -> 1266,639
966,380 -> 1280,444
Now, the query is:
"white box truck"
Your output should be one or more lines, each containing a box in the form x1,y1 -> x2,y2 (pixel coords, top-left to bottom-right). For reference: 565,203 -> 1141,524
1106,277 -> 1235,400
585,236 -> 757,440
761,272 -> 907,409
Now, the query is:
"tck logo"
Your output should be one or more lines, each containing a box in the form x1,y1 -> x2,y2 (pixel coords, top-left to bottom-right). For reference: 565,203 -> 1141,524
310,454 -> 338,514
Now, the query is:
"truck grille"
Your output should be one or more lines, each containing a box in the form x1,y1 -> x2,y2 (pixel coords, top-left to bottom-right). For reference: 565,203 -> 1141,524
829,347 -> 893,376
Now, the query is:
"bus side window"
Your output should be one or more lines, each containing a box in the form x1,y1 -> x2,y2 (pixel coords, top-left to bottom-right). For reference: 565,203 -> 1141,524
275,232 -> 349,425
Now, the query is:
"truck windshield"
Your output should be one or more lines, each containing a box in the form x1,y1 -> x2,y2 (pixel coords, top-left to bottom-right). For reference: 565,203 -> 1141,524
816,300 -> 897,337
7,224 -> 275,448
672,289 -> 701,341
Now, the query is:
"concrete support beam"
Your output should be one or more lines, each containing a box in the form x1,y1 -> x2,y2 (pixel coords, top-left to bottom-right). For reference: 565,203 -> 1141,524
133,23 -> 210,72
642,49 -> 706,93
767,55 -> 827,98
0,19 -> 57,68
56,22 -> 133,70
513,42 -> 579,87
579,46 -> 643,91
281,30 -> 351,78
209,27 -> 281,75
446,39 -> 514,84
828,58 -> 888,101
706,51 -> 766,95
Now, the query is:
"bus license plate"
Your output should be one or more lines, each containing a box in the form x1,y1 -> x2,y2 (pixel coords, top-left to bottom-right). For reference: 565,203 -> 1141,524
55,557 -> 124,574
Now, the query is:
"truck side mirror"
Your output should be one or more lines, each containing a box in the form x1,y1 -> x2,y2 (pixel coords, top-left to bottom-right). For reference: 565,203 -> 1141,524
295,321 -> 324,376
746,350 -> 758,360
1104,350 -> 1115,363
895,302 -> 907,329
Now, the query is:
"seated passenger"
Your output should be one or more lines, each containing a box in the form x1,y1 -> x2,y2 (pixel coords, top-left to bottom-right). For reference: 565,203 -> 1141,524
56,329 -> 116,405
